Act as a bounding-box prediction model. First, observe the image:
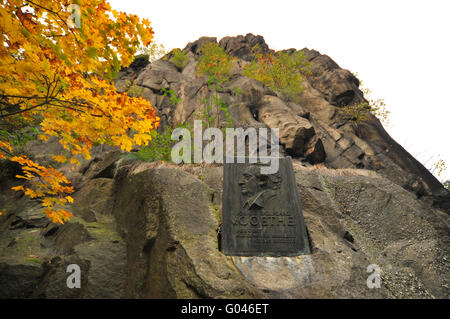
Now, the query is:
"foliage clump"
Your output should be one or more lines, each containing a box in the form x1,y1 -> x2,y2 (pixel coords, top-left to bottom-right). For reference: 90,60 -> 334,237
428,155 -> 447,179
170,48 -> 189,70
0,118 -> 39,149
135,42 -> 167,62
338,78 -> 390,125
162,88 -> 181,105
196,42 -> 235,84
243,46 -> 312,102
443,180 -> 450,190
130,126 -> 178,163
337,102 -> 373,123
129,89 -> 185,163
197,94 -> 233,129
0,0 -> 158,222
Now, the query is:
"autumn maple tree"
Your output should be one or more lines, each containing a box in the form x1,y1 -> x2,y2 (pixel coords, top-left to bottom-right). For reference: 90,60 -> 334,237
0,0 -> 159,223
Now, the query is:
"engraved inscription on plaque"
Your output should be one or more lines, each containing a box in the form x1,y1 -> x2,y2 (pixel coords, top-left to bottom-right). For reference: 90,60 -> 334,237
222,157 -> 310,256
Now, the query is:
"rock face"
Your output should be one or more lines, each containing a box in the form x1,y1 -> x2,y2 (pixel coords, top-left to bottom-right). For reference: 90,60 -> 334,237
0,34 -> 449,299
219,34 -> 272,61
113,33 -> 449,210
0,156 -> 448,298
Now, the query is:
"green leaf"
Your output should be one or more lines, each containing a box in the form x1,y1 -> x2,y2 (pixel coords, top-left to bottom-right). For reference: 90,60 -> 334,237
87,47 -> 97,58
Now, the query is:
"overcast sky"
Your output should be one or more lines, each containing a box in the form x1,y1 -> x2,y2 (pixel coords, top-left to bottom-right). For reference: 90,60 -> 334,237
110,0 -> 450,181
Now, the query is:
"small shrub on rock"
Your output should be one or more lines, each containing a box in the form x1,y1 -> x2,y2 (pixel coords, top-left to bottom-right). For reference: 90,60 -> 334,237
196,42 -> 235,84
170,49 -> 189,70
243,46 -> 312,102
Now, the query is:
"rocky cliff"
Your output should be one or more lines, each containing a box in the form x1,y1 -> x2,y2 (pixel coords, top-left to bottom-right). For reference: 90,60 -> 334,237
0,34 -> 449,298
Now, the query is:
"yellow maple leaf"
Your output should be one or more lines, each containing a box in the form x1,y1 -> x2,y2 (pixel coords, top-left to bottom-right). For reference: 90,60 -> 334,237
24,188 -> 38,198
42,198 -> 53,208
65,196 -> 74,204
70,157 -> 80,165
52,155 -> 67,163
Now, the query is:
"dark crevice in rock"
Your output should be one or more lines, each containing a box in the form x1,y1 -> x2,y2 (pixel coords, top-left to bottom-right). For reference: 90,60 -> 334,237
92,162 -> 116,179
42,224 -> 59,237
334,90 -> 355,107
9,216 -> 49,230
128,55 -> 150,72
343,231 -> 355,243
304,225 -> 313,253
166,240 -> 179,252
142,237 -> 156,253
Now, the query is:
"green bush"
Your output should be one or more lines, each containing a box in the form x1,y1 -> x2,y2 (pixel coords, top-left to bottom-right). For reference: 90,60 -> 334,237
128,122 -> 192,163
0,115 -> 39,149
196,41 -> 235,84
170,48 -> 189,70
130,128 -> 174,162
360,85 -> 390,125
161,88 -> 181,105
135,42 -> 166,62
338,80 -> 390,124
243,47 -> 311,102
132,54 -> 150,63
197,94 -> 233,129
337,102 -> 372,123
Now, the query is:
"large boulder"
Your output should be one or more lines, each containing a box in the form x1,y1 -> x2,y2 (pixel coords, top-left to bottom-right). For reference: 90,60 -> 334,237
258,95 -> 317,157
300,48 -> 365,107
135,60 -> 182,91
112,161 -> 258,298
219,33 -> 272,61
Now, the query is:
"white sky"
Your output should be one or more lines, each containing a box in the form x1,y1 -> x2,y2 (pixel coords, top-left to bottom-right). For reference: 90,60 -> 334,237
110,0 -> 450,182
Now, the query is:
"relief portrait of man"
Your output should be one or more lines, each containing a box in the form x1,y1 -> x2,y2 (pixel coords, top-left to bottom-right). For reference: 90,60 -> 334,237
238,165 -> 282,211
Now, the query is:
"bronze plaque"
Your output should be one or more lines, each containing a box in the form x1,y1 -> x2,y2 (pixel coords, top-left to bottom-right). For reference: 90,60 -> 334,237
222,157 -> 310,256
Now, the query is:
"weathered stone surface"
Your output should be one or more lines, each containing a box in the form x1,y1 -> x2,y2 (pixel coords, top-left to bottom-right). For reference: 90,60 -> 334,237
219,33 -> 272,61
315,171 -> 450,298
112,162 -> 257,298
135,60 -> 182,91
258,95 -> 316,156
180,52 -> 198,79
183,36 -> 217,55
0,260 -> 43,298
113,34 -> 449,210
56,149 -> 121,191
22,136 -> 69,167
300,48 -> 364,107
72,178 -> 115,222
305,136 -> 326,164
287,101 -> 310,119
0,158 -> 449,298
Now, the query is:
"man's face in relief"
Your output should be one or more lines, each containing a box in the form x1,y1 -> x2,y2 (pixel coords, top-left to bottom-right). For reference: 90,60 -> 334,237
238,167 -> 260,196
